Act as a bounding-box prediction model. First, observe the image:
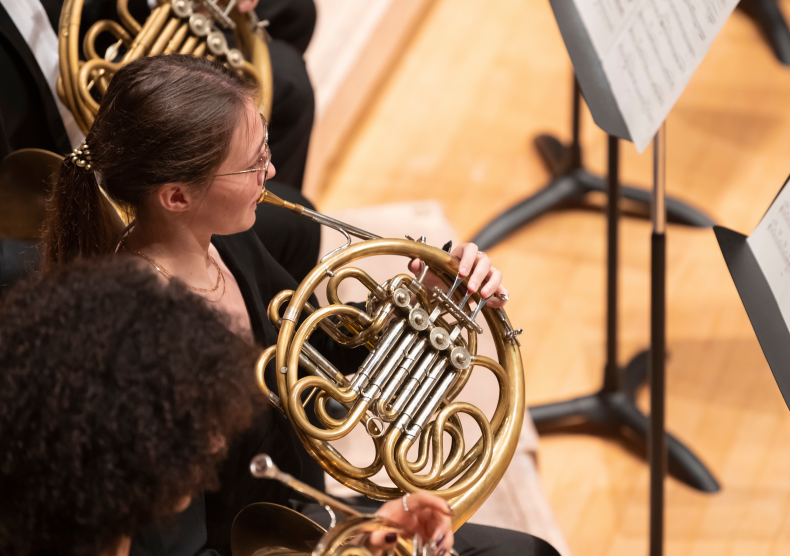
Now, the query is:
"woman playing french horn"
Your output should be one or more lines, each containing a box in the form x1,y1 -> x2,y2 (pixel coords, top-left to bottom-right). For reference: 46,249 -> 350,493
41,53 -> 554,556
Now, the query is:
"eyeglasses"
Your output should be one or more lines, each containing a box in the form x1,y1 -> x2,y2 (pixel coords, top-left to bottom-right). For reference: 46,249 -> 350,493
215,124 -> 271,190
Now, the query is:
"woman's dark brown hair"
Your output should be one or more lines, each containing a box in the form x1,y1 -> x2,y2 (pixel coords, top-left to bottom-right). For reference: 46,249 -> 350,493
42,54 -> 259,270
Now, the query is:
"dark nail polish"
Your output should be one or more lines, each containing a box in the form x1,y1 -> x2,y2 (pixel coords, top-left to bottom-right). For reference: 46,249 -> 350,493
438,549 -> 446,556
436,534 -> 445,545
385,532 -> 397,543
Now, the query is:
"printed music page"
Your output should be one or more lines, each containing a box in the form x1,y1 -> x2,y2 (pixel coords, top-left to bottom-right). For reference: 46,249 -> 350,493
572,0 -> 738,152
748,178 -> 790,332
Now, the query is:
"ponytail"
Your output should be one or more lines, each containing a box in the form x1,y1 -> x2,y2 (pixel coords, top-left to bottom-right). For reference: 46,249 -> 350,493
41,157 -> 122,272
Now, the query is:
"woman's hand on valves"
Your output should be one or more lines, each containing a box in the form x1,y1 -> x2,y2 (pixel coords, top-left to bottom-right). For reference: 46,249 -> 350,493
408,242 -> 508,309
366,491 -> 454,556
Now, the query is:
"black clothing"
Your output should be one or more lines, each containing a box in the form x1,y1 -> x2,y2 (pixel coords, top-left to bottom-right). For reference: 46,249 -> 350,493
254,0 -> 316,190
131,496 -> 215,556
0,3 -> 71,159
256,0 -> 316,56
265,38 -> 315,191
255,181 -> 320,284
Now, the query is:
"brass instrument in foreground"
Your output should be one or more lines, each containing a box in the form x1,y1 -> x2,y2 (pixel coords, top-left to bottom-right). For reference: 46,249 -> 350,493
235,454 -> 429,556
58,0 -> 273,134
255,190 -> 525,532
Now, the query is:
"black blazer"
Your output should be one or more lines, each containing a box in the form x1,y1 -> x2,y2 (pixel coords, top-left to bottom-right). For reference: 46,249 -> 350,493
0,1 -> 71,159
0,0 -> 153,159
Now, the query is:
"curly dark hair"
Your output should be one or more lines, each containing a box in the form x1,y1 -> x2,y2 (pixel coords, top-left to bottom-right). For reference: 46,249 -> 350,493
0,258 -> 263,556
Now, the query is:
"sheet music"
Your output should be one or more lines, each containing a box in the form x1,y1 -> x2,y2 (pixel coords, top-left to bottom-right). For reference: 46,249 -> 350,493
572,0 -> 738,152
748,178 -> 790,332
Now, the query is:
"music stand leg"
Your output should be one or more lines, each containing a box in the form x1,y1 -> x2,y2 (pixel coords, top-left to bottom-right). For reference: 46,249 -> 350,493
470,77 -> 714,252
529,135 -> 720,494
650,123 -> 667,556
739,0 -> 790,65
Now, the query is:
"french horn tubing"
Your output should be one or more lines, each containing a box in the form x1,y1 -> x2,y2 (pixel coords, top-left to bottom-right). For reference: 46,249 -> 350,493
256,190 -> 526,532
57,0 -> 273,134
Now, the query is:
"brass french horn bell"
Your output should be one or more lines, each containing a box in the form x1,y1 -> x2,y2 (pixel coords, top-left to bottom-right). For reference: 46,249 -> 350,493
255,189 -> 526,531
0,149 -> 125,239
235,454 -> 416,556
58,0 -> 273,134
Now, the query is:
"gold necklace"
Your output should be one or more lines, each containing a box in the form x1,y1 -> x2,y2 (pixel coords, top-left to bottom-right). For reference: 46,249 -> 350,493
122,244 -> 226,298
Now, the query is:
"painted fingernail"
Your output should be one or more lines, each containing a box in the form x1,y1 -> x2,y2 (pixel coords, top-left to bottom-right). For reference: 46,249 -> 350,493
436,534 -> 445,545
385,533 -> 397,543
438,549 -> 446,556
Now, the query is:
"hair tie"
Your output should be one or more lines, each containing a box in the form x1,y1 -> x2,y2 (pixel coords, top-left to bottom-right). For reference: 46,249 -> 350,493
70,141 -> 93,172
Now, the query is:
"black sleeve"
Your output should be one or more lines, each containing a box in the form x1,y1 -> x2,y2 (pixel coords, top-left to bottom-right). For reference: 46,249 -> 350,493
130,496 -> 222,556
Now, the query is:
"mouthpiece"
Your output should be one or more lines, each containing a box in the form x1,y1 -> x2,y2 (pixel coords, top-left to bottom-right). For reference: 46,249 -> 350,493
257,189 -> 305,214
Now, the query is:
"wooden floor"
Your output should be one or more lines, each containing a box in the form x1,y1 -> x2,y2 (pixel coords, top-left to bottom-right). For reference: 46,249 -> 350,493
315,0 -> 790,554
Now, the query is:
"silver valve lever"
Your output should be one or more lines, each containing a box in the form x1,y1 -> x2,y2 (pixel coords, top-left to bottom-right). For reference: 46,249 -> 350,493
469,294 -> 494,322
459,289 -> 473,310
446,273 -> 464,298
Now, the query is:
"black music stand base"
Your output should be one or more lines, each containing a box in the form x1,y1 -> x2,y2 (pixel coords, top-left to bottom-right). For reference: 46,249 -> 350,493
522,132 -> 719,494
471,134 -> 715,250
529,358 -> 720,493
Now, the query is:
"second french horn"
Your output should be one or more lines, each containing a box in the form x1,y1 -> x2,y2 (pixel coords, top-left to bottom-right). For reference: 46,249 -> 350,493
58,0 -> 273,133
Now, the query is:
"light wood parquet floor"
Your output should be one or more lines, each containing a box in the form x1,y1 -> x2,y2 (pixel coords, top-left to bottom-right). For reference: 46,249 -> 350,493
315,0 -> 790,554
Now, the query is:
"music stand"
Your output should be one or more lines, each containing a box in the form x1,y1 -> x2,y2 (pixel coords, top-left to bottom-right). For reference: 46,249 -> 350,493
524,0 -> 744,552
526,131 -> 719,494
470,78 -> 714,251
714,178 -> 790,410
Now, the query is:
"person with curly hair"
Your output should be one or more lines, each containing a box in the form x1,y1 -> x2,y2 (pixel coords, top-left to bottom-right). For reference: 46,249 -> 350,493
37,53 -> 555,556
0,258 -> 260,556
0,258 -> 461,556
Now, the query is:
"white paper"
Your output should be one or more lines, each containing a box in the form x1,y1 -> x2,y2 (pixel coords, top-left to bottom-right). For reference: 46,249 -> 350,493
573,0 -> 738,152
748,178 -> 790,332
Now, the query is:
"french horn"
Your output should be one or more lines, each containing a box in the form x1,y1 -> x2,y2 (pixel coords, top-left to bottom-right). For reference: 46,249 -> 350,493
255,191 -> 525,531
57,0 -> 273,134
237,454 -> 449,556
